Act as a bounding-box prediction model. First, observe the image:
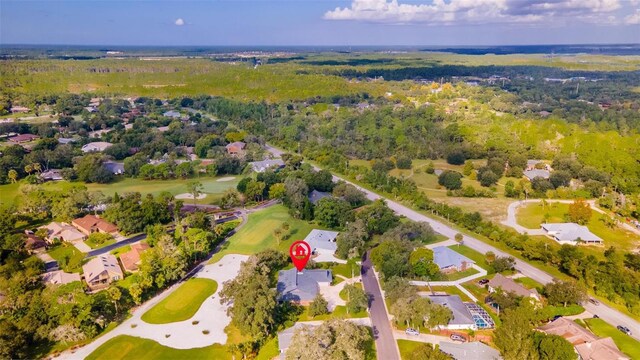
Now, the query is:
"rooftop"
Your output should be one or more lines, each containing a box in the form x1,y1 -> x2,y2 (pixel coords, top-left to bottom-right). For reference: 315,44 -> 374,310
427,295 -> 475,326
81,141 -> 113,152
277,268 -> 332,302
41,270 -> 81,286
250,159 -> 285,172
523,169 -> 550,180
541,223 -> 603,243
83,254 -> 123,283
432,246 -> 475,270
308,190 -> 331,205
304,229 -> 339,252
488,274 -> 538,298
439,341 -> 502,360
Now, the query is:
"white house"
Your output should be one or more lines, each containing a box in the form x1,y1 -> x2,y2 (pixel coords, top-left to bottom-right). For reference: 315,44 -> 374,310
81,141 -> 113,153
541,223 -> 603,245
427,295 -> 477,330
304,229 -> 340,263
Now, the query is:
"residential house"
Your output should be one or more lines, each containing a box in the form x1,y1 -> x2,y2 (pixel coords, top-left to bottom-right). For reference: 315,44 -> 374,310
526,160 -> 548,171
277,268 -> 332,305
41,270 -> 81,286
539,317 -> 628,360
308,190 -> 331,205
304,229 -> 339,261
104,161 -> 125,175
541,223 -> 603,245
39,222 -> 86,243
9,134 -> 39,143
427,295 -> 477,330
40,169 -> 64,181
83,254 -> 124,290
487,274 -> 540,301
81,141 -> 113,153
432,246 -> 475,273
278,323 -> 317,358
88,129 -> 112,138
225,141 -> 246,156
163,110 -> 181,118
25,232 -> 47,254
58,137 -> 77,145
72,214 -> 119,237
439,341 -> 502,360
10,106 -> 30,113
523,169 -> 550,180
249,159 -> 285,173
119,242 -> 150,272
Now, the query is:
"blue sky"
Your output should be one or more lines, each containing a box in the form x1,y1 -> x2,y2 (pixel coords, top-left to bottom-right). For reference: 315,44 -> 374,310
1,0 -> 639,46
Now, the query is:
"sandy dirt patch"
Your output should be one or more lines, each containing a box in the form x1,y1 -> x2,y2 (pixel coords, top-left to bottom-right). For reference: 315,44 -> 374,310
216,177 -> 236,182
175,193 -> 207,200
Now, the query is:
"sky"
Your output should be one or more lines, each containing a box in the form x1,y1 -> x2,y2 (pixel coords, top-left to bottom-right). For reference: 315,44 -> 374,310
1,0 -> 639,46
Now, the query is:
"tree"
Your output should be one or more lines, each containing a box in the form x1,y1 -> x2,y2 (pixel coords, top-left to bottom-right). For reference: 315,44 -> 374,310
283,177 -> 309,219
454,233 -> 463,247
494,305 -> 539,360
336,219 -> 368,259
478,168 -> 500,187
221,189 -> 242,209
567,199 -> 592,225
130,283 -> 143,305
186,181 -> 204,206
245,180 -> 266,202
175,162 -> 193,179
396,156 -> 412,169
370,239 -> 412,279
332,182 -> 366,207
7,169 -> 18,183
462,160 -> 474,176
438,170 -> 463,190
543,279 -> 586,307
384,221 -> 437,244
492,256 -> 516,273
485,251 -> 496,263
87,232 -> 113,246
74,153 -> 113,183
534,332 -> 575,360
314,197 -> 353,229
409,248 -> 440,278
107,286 -> 122,315
308,293 -> 329,317
549,170 -> 572,189
285,320 -> 371,360
344,284 -> 368,314
356,200 -> 399,235
268,182 -> 286,200
273,228 -> 283,246
446,150 -> 466,165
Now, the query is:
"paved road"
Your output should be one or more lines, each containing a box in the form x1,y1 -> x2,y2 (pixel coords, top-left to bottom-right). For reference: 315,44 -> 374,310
85,233 -> 147,258
265,144 -> 640,342
361,251 -> 400,360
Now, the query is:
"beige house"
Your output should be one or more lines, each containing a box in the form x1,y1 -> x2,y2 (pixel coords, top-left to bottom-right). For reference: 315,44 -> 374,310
42,270 -> 81,286
72,215 -> 118,237
39,222 -> 87,244
487,274 -> 540,301
83,254 -> 124,290
539,317 -> 628,360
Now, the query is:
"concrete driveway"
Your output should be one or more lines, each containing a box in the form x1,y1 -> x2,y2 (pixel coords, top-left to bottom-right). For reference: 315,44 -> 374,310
64,254 -> 249,359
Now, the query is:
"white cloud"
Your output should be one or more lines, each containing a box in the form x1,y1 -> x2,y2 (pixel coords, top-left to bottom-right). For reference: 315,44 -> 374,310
625,10 -> 640,24
175,18 -> 185,26
323,0 -> 624,25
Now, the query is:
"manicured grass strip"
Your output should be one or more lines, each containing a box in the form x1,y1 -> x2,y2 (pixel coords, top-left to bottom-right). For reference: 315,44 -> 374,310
583,318 -> 640,359
397,339 -> 425,359
447,245 -> 493,273
514,276 -> 543,291
85,335 -> 231,360
48,243 -> 85,273
444,267 -> 479,281
141,278 -> 217,324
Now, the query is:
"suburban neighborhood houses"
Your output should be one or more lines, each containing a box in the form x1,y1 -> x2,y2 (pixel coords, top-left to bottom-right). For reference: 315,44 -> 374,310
83,254 -> 124,290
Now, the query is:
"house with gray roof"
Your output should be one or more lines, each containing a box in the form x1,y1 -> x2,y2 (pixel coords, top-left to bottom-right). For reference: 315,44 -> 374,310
427,295 -> 477,330
432,246 -> 474,273
523,169 -> 550,180
304,229 -> 339,255
277,268 -> 332,305
81,141 -> 113,153
163,110 -> 181,118
40,169 -> 64,181
104,161 -> 125,175
439,341 -> 502,360
278,323 -> 317,358
488,274 -> 540,301
541,222 -> 603,245
308,190 -> 331,205
250,159 -> 285,173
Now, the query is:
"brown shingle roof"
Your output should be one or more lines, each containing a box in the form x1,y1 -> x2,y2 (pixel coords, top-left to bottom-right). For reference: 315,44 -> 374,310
73,215 -> 118,234
119,242 -> 150,272
488,274 -> 539,298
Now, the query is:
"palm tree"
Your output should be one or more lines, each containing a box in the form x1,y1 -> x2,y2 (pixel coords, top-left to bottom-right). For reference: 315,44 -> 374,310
186,180 -> 203,206
7,169 -> 18,183
24,164 -> 33,175
454,233 -> 464,247
32,163 -> 42,173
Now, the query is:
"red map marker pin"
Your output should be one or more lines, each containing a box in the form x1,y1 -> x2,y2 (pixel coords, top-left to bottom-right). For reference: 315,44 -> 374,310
289,240 -> 311,272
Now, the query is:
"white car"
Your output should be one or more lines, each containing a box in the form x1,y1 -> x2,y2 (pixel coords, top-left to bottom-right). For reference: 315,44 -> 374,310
405,328 -> 419,336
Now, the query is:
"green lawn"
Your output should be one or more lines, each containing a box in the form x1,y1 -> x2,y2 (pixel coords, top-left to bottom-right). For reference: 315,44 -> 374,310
255,336 -> 279,360
516,202 -> 638,251
47,243 -> 86,273
85,237 -> 117,250
0,175 -> 239,207
514,277 -> 544,291
141,278 -> 218,324
85,335 -> 231,360
444,267 -> 480,281
339,282 -> 364,301
397,339 -> 425,360
330,259 -> 360,279
583,318 -> 640,359
447,245 -> 492,273
210,204 -> 319,263
297,304 -> 368,321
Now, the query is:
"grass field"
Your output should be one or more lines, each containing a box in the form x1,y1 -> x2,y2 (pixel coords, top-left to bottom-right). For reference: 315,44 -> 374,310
85,237 -> 117,250
85,335 -> 231,360
514,277 -> 543,291
444,267 -> 480,281
141,278 -> 218,324
0,176 -> 239,207
397,339 -> 424,359
583,318 -> 640,359
447,245 -> 492,272
210,204 -> 319,263
516,202 -> 639,251
47,243 -> 86,273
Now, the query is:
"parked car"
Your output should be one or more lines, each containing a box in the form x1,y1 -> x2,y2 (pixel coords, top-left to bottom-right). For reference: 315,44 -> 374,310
593,315 -> 599,319
552,315 -> 563,321
617,326 -> 632,336
588,298 -> 600,306
450,334 -> 466,342
405,328 -> 419,336
478,279 -> 489,285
